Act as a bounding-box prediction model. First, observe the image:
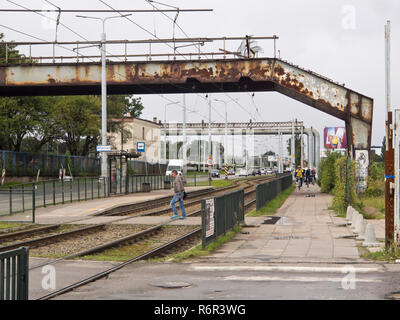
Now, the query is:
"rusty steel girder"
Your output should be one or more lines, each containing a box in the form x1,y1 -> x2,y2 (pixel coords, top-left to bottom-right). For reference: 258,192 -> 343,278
0,58 -> 373,151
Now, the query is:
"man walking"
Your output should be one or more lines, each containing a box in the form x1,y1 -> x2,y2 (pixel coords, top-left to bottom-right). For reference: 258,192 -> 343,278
171,170 -> 186,220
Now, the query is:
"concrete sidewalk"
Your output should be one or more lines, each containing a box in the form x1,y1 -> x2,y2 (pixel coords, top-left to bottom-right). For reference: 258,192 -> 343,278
54,183 -> 394,300
201,184 -> 368,263
1,186 -> 211,225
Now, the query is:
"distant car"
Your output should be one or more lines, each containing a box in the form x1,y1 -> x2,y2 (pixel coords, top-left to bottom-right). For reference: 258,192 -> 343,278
237,168 -> 248,176
266,168 -> 273,174
227,168 -> 235,175
211,169 -> 220,178
260,168 -> 266,175
250,167 -> 261,175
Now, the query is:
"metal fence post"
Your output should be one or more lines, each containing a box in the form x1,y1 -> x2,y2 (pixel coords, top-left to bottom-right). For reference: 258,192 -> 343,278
22,184 -> 25,213
52,180 -> 56,206
70,179 -> 73,203
9,186 -> 12,216
61,178 -> 64,204
43,181 -> 46,208
78,178 -> 80,201
32,186 -> 35,223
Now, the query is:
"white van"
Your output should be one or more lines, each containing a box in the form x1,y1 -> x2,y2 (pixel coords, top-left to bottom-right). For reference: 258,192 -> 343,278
166,159 -> 184,176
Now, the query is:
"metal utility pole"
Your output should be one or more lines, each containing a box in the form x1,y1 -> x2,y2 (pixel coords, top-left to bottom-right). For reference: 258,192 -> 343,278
385,20 -> 395,248
207,95 -> 212,183
291,119 -> 296,172
182,94 -> 187,176
394,109 -> 400,243
300,126 -> 304,168
76,14 -> 131,180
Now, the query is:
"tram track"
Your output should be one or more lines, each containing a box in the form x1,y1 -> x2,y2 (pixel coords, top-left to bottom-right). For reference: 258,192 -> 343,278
34,176 -> 269,300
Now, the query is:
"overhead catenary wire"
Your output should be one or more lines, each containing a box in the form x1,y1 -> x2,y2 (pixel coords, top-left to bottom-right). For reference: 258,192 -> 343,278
6,0 -> 90,41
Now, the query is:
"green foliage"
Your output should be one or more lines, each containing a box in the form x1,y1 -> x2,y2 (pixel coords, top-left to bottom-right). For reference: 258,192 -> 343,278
318,151 -> 342,193
319,152 -> 360,214
364,161 -> 384,197
330,157 -> 358,214
286,134 -> 301,167
247,184 -> 295,217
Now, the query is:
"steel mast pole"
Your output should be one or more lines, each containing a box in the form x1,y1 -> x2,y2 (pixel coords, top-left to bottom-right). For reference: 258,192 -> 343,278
100,21 -> 107,179
183,94 -> 187,176
385,20 -> 395,248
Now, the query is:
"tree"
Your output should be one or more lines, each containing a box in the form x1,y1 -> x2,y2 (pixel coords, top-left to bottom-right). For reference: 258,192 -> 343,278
287,134 -> 301,167
55,96 -> 101,156
0,33 -> 27,64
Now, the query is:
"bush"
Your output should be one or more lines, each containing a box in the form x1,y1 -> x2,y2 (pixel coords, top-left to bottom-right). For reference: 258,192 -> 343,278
364,161 -> 384,197
318,151 -> 342,193
330,156 -> 359,214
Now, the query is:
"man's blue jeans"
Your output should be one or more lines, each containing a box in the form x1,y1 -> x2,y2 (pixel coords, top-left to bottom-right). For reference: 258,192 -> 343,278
171,192 -> 186,217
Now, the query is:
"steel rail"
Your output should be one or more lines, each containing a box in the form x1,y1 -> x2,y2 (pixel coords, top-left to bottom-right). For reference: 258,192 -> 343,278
36,227 -> 201,300
34,176 -> 273,300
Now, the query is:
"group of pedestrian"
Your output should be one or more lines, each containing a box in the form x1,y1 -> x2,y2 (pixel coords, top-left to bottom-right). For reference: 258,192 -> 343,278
295,166 -> 316,189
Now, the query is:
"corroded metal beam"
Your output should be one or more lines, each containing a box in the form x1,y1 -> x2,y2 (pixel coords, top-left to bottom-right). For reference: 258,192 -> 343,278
0,57 -> 373,150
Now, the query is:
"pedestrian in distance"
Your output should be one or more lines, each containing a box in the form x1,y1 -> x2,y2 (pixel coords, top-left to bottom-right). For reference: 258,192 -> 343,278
170,170 -> 186,220
295,166 -> 303,190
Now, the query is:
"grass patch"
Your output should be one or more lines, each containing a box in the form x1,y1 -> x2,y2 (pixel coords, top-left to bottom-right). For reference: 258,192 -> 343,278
78,239 -> 156,262
361,243 -> 399,262
0,222 -> 29,230
359,196 -> 385,220
246,184 -> 296,217
151,225 -> 242,263
77,225 -> 241,263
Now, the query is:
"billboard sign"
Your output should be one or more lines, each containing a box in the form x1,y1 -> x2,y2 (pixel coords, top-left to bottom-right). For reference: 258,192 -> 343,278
324,127 -> 347,149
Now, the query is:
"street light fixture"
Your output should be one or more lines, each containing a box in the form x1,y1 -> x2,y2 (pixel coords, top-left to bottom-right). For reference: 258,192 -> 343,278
76,14 -> 132,181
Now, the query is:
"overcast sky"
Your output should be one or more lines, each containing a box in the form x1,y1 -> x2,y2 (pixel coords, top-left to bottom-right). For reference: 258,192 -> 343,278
1,0 -> 399,155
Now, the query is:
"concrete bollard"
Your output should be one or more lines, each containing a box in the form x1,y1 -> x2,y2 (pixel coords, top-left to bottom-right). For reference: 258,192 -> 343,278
352,214 -> 362,234
346,206 -> 353,223
351,212 -> 360,230
363,223 -> 380,247
356,219 -> 366,240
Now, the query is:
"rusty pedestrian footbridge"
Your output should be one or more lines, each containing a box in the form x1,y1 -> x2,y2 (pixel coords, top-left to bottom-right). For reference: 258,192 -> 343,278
0,44 -> 373,157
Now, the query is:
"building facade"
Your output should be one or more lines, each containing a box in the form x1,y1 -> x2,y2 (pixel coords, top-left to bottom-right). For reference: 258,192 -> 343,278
108,115 -> 161,164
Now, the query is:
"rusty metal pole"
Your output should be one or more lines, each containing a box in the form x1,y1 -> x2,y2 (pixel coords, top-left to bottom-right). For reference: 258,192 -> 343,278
385,20 -> 395,248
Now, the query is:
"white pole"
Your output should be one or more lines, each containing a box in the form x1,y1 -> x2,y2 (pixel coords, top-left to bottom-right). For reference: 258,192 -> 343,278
225,101 -> 228,167
208,95 -> 212,181
164,105 -> 167,163
291,119 -> 295,172
394,110 -> 399,242
183,94 -> 187,176
100,26 -> 108,179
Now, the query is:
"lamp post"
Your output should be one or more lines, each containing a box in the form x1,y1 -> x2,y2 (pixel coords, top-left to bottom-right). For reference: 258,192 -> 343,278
76,14 -> 131,180
164,101 -> 180,163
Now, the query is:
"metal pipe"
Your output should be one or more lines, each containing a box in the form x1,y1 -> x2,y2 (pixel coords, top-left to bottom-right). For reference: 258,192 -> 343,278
311,128 -> 320,172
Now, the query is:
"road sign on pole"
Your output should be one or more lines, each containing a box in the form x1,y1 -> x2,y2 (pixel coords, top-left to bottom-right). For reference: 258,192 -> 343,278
137,142 -> 145,153
96,145 -> 112,152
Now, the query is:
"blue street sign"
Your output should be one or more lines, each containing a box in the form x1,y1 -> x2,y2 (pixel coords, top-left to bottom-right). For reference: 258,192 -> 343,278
137,142 -> 145,152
